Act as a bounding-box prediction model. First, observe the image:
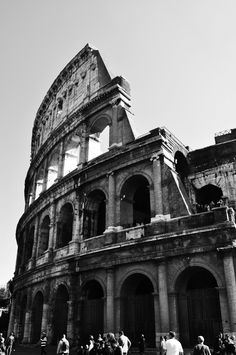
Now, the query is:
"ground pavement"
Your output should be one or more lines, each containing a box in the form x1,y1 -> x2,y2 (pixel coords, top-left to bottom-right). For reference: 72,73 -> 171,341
10,346 -> 193,355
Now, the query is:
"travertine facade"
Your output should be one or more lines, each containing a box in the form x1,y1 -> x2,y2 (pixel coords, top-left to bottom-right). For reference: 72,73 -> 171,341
10,44 -> 236,348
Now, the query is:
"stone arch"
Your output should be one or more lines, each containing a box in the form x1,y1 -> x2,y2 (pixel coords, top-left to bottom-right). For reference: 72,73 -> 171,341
63,133 -> 80,176
116,268 -> 157,296
83,189 -> 106,239
88,115 -> 111,161
120,272 -> 155,347
35,165 -> 44,200
37,215 -> 50,256
79,279 -> 104,344
56,202 -> 74,248
174,151 -> 190,183
47,147 -> 60,189
196,184 -> 223,211
52,284 -> 69,344
119,174 -> 151,228
174,265 -> 222,347
31,291 -> 44,343
25,225 -> 34,263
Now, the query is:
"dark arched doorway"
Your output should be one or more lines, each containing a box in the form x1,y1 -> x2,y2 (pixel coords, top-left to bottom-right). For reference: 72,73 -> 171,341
176,267 -> 222,347
120,274 -> 155,347
196,184 -> 223,211
52,285 -> 69,344
80,280 -> 104,343
38,215 -> 50,256
83,190 -> 106,239
56,203 -> 74,248
120,175 -> 151,228
31,292 -> 44,343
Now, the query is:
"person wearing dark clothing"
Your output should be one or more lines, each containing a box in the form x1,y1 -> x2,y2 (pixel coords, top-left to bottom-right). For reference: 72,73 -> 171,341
40,332 -> 47,355
138,334 -> 145,355
193,336 -> 211,355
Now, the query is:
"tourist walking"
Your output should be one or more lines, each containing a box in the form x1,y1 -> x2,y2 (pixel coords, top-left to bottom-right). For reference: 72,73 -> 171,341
6,332 -> 15,355
163,331 -> 183,355
193,336 -> 211,355
0,333 -> 6,354
138,334 -> 145,355
57,334 -> 69,355
40,332 -> 47,355
118,331 -> 131,355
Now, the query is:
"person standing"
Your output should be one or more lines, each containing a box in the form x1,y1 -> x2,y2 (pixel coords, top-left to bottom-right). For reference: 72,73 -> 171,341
118,331 -> 131,355
160,336 -> 166,355
57,334 -> 70,355
163,331 -> 183,355
0,333 -> 6,354
138,334 -> 145,355
6,332 -> 15,355
40,332 -> 47,355
193,336 -> 211,355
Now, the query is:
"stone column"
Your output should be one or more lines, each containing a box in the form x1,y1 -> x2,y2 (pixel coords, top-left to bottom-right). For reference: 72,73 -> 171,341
222,251 -> 236,332
106,268 -> 115,332
109,104 -> 119,148
31,216 -> 39,263
151,155 -> 164,220
153,292 -> 161,347
218,287 -> 231,333
8,296 -> 17,335
23,290 -> 32,343
157,261 -> 170,333
69,198 -> 80,253
48,200 -> 56,253
106,172 -> 116,230
168,292 -> 179,334
41,303 -> 49,334
79,125 -> 88,165
42,157 -> 48,192
57,140 -> 65,180
67,300 -> 74,341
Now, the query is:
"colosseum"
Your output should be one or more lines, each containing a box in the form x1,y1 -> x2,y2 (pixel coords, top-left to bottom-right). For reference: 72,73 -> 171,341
9,44 -> 236,348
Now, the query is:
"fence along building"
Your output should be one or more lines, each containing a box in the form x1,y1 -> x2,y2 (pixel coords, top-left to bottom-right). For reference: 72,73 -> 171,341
9,43 -> 236,347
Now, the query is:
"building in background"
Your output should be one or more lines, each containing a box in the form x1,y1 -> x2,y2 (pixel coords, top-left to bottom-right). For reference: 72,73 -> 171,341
9,44 -> 236,347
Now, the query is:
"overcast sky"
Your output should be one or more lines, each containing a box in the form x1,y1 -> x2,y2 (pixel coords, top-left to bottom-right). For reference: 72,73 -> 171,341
1,0 -> 236,285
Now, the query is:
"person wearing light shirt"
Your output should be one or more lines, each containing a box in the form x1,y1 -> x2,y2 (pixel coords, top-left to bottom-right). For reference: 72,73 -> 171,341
163,331 -> 183,355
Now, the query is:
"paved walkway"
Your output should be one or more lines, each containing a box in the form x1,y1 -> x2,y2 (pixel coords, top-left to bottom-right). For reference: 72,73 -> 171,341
8,346 -> 193,355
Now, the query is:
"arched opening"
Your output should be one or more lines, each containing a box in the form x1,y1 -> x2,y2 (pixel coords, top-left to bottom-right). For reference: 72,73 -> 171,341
47,150 -> 59,189
25,226 -> 34,263
31,291 -> 44,343
176,266 -> 222,347
18,295 -> 27,342
35,166 -> 44,200
56,203 -> 74,248
196,184 -> 223,212
80,280 -> 104,343
52,285 -> 69,344
120,274 -> 155,347
83,190 -> 106,239
120,175 -> 151,228
174,151 -> 189,183
38,215 -> 50,256
63,134 -> 80,176
88,117 -> 110,161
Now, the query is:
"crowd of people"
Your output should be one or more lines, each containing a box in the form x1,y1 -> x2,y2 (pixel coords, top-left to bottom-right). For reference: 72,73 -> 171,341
0,332 -> 15,355
1,329 -> 236,355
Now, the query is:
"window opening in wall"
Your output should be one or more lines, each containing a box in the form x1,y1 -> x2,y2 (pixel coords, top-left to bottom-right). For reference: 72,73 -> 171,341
174,151 -> 189,184
38,215 -> 50,257
47,151 -> 59,189
88,119 -> 110,161
83,190 -> 106,239
196,184 -> 223,212
63,134 -> 80,176
57,203 -> 73,248
120,175 -> 151,228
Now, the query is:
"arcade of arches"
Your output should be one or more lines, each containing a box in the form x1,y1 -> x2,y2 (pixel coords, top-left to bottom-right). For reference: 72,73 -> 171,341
15,266 -> 225,347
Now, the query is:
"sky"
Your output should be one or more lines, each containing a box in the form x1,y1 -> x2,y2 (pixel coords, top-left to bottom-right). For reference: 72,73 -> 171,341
1,0 -> 236,285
